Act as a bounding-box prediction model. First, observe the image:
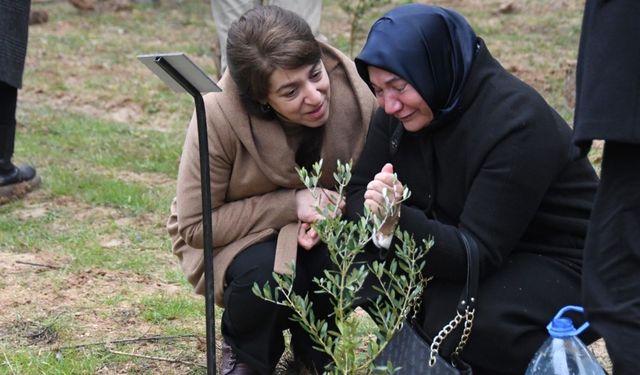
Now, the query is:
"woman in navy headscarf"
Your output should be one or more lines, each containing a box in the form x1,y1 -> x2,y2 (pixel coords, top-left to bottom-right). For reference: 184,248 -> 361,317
345,4 -> 600,374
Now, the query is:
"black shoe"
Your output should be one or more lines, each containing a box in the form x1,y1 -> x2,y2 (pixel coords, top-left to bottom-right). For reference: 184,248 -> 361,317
0,164 -> 41,202
221,340 -> 259,375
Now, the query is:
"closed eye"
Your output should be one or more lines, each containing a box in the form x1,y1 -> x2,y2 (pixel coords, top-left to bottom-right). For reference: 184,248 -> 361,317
284,88 -> 297,98
371,84 -> 383,97
310,69 -> 322,81
394,83 -> 407,92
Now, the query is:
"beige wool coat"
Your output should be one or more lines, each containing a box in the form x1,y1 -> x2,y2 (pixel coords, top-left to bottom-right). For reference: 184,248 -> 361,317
167,43 -> 377,306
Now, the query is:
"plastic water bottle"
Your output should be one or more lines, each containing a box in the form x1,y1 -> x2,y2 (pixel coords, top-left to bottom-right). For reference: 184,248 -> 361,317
525,305 -> 605,375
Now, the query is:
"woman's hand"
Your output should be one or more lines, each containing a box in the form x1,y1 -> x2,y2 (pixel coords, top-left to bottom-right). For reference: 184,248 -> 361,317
295,188 -> 345,223
364,163 -> 403,234
297,222 -> 320,250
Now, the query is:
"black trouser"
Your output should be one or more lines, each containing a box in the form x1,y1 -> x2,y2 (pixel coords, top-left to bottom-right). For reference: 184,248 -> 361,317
583,142 -> 640,375
358,250 -> 598,375
0,81 -> 18,172
419,253 -> 599,375
222,239 -> 335,375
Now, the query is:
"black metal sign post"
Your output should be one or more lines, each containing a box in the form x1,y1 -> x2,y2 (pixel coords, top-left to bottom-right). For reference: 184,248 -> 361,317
138,53 -> 221,374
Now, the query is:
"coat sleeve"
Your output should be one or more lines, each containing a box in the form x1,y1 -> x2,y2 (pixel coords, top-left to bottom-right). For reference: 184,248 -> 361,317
399,116 -> 569,280
347,107 -> 576,281
175,109 -> 298,251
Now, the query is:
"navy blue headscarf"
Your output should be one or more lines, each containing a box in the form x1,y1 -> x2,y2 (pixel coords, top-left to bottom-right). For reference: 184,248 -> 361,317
356,4 -> 478,121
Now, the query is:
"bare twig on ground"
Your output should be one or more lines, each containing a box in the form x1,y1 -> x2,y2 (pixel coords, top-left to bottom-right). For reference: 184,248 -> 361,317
56,334 -> 199,351
106,349 -> 206,368
15,260 -> 61,270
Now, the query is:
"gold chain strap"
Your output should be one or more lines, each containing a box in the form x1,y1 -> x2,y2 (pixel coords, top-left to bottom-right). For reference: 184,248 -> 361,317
428,301 -> 476,367
428,311 -> 464,366
410,268 -> 476,367
453,304 -> 475,357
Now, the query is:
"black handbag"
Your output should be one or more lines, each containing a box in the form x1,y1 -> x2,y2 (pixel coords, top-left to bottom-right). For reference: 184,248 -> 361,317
373,231 -> 479,374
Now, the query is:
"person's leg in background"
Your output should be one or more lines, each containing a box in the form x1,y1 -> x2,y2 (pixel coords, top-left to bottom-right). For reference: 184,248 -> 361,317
0,82 -> 41,202
210,0 -> 257,75
0,82 -> 19,175
270,0 -> 322,38
0,0 -> 41,203
210,0 -> 324,75
582,142 -> 640,375
572,1 -> 640,373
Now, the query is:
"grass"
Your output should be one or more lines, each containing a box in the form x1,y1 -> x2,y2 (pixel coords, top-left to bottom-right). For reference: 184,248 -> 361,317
140,294 -> 203,324
0,0 -> 604,374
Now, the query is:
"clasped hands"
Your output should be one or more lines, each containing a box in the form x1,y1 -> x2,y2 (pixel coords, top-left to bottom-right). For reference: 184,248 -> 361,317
364,163 -> 404,237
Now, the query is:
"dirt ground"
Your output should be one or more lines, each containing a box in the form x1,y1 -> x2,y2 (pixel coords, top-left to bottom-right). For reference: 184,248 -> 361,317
0,164 -> 613,372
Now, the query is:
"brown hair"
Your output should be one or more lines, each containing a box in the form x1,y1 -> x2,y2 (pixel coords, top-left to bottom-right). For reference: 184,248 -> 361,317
226,5 -> 322,118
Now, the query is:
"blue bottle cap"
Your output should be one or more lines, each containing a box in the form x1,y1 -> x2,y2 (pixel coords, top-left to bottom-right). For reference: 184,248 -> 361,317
548,317 -> 575,338
546,305 -> 590,338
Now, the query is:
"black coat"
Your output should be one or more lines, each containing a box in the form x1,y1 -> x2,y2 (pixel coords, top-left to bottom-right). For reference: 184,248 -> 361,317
574,0 -> 640,147
346,34 -> 597,375
347,39 -> 599,282
0,0 -> 31,89
347,40 -> 601,374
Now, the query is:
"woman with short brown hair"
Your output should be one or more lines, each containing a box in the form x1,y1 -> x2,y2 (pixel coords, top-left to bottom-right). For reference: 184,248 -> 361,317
167,6 -> 376,374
